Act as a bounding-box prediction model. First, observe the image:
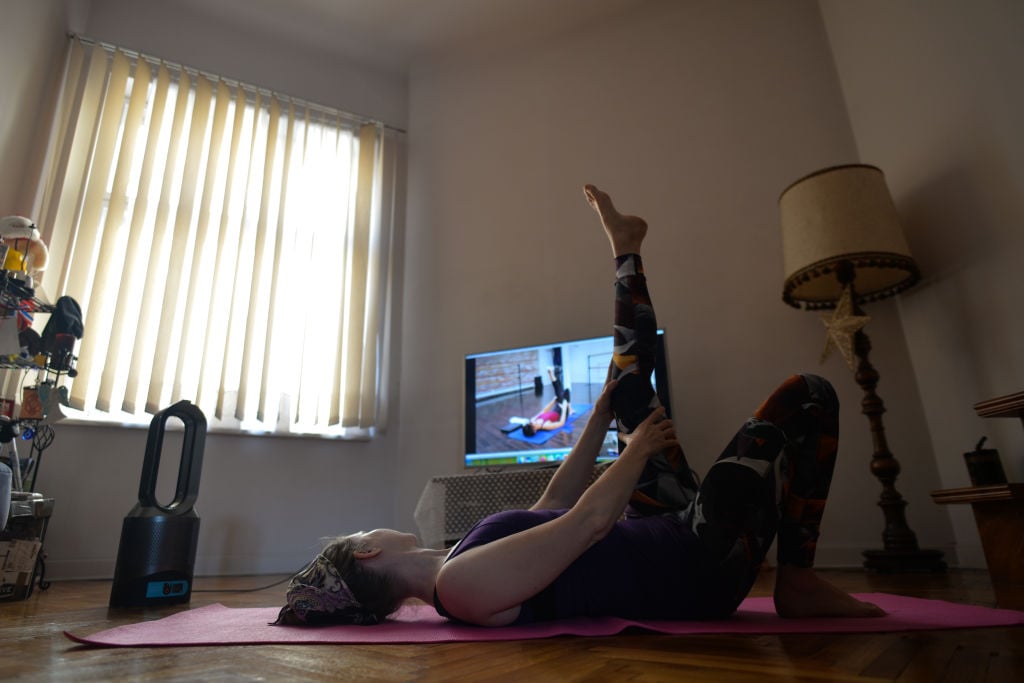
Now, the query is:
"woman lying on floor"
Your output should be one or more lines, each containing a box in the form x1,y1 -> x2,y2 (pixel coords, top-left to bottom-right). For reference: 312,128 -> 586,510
522,367 -> 573,436
274,185 -> 885,627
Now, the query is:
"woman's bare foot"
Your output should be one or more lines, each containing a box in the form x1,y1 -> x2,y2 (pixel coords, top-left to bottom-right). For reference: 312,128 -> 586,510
583,185 -> 647,257
773,565 -> 886,618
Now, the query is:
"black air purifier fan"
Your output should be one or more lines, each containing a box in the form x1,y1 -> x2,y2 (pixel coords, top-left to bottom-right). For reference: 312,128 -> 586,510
109,400 -> 206,607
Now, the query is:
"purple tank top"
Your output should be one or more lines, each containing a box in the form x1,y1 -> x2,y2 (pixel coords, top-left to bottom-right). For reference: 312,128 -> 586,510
434,508 -> 704,624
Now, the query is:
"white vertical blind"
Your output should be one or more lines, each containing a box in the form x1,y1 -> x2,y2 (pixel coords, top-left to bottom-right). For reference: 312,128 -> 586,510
33,37 -> 400,437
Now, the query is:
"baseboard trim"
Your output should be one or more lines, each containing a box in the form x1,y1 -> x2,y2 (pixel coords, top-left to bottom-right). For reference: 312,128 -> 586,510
44,553 -> 309,581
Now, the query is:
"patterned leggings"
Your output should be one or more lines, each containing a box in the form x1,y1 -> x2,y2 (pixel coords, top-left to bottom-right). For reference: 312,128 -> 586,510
610,254 -> 839,615
608,254 -> 699,514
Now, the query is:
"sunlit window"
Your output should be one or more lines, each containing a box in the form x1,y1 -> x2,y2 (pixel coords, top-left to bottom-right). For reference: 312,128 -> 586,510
32,37 -> 401,437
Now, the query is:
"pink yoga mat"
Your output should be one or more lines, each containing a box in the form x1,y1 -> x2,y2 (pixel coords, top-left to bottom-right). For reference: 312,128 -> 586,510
65,593 -> 1024,648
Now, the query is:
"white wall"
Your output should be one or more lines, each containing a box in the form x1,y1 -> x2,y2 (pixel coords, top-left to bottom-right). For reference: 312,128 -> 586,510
398,0 -> 955,567
0,0 -> 68,214
820,0 -> 1024,567
41,423 -> 403,578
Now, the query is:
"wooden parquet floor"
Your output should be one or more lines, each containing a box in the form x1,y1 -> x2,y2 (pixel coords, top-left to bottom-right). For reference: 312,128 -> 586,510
1,569 -> 1021,681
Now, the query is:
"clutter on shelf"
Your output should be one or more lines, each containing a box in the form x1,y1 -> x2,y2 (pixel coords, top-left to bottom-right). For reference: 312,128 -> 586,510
0,215 -> 83,601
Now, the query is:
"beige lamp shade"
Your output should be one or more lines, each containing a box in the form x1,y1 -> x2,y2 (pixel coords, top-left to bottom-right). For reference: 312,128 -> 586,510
779,164 -> 920,309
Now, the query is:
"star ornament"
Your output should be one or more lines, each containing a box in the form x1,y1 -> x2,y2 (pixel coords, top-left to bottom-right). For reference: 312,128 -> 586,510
819,285 -> 871,370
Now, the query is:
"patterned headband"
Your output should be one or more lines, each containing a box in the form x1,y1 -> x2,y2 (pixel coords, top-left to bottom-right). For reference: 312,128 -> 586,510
274,553 -> 379,626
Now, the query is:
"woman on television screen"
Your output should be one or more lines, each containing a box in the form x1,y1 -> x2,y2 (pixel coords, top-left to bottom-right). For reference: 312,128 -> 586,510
275,185 -> 885,627
521,367 -> 572,437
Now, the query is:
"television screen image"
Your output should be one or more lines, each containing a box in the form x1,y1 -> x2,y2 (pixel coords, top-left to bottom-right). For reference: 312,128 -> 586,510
464,331 -> 670,469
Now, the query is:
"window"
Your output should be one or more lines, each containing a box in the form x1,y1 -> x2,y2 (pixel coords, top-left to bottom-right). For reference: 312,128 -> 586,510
31,37 -> 401,437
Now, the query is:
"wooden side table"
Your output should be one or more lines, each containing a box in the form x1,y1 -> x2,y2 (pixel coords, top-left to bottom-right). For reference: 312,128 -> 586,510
974,390 -> 1024,425
931,484 -> 1024,610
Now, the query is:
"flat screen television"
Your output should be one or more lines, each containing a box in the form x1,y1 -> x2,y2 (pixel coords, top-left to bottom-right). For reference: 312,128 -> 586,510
464,330 -> 671,469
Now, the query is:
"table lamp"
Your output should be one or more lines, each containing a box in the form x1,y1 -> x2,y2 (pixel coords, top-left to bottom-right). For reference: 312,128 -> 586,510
779,164 -> 945,573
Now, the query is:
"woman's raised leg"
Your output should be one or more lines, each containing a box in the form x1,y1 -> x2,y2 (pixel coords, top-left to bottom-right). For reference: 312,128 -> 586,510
584,185 -> 698,515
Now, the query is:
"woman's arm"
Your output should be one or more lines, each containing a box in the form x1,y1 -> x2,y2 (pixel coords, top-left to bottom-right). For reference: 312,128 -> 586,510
435,407 -> 678,626
531,396 -> 558,420
531,381 -> 616,510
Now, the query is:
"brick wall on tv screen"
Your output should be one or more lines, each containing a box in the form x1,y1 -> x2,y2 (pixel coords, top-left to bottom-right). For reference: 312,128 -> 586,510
475,352 -> 538,398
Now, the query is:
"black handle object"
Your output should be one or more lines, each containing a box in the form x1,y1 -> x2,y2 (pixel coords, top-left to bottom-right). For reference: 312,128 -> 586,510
109,400 -> 207,607
137,400 -> 206,514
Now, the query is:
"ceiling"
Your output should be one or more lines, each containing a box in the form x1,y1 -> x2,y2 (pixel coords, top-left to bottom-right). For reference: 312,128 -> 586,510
173,0 -> 655,73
